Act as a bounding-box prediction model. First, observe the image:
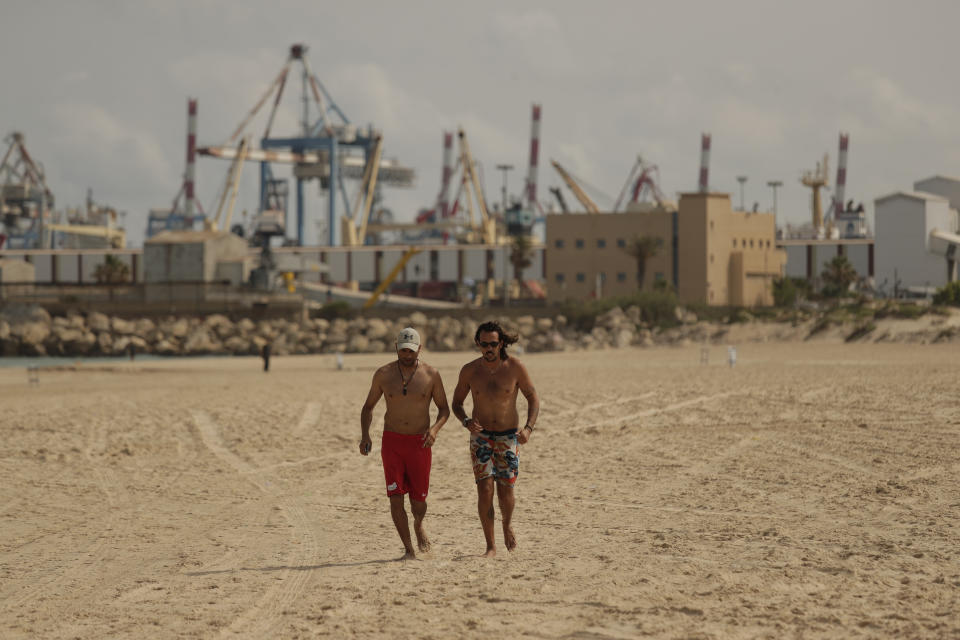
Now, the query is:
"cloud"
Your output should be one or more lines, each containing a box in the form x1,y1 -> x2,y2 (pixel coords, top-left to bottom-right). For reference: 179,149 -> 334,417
50,102 -> 174,189
487,8 -> 579,76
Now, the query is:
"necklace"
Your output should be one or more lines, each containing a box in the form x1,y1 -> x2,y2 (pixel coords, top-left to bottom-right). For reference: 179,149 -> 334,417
398,360 -> 419,395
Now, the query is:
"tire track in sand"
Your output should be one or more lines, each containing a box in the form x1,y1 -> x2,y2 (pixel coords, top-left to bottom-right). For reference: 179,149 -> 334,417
191,410 -> 319,639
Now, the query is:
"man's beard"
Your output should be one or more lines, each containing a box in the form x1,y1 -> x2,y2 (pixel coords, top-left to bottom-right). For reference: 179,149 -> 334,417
483,351 -> 498,361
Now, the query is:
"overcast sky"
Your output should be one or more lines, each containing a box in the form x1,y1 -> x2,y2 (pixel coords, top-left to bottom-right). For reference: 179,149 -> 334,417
2,0 -> 958,247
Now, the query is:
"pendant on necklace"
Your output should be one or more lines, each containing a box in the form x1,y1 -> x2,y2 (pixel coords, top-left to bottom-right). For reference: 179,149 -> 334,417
402,388 -> 407,396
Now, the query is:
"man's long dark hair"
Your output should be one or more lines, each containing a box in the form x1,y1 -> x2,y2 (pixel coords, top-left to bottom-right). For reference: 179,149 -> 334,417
475,321 -> 518,361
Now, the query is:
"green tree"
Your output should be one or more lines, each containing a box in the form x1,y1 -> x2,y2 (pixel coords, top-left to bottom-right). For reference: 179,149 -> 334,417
94,254 -> 130,284
820,255 -> 857,297
623,235 -> 660,291
933,281 -> 960,306
510,234 -> 533,287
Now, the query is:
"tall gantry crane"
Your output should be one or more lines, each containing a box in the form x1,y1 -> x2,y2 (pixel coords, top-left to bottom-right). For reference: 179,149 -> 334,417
0,132 -> 54,248
197,43 -> 414,246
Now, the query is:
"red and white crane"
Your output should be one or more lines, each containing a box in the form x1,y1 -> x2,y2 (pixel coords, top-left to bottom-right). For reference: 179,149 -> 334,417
524,103 -> 541,211
698,133 -> 711,192
832,132 -> 849,217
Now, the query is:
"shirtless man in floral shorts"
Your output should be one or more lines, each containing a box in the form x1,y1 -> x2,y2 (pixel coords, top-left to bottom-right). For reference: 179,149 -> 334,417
452,321 -> 540,557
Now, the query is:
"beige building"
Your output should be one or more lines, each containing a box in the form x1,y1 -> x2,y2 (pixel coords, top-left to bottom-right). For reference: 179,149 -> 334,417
546,192 -> 785,306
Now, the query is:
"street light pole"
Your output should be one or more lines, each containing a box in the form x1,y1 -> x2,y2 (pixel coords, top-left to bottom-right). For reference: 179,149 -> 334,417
496,164 -> 514,211
767,179 -> 783,235
736,175 -> 748,211
495,164 -> 514,307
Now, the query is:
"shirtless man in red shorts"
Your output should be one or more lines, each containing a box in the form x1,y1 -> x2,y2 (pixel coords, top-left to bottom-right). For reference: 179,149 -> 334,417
360,327 -> 450,559
452,321 -> 540,557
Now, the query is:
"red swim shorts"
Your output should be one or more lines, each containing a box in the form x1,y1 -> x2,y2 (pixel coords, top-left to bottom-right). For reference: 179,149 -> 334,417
381,431 -> 432,501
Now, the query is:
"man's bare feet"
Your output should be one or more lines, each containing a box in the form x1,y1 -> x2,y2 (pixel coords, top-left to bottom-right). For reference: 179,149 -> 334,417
414,522 -> 431,552
503,525 -> 517,551
401,549 -> 417,561
483,547 -> 496,558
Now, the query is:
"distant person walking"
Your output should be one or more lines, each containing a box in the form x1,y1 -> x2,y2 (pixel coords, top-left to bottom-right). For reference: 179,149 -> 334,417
360,328 -> 450,559
261,343 -> 271,372
452,321 -> 540,557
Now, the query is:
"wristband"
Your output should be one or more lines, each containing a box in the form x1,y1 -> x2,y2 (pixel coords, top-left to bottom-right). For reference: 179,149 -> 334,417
524,424 -> 533,432
462,417 -> 473,428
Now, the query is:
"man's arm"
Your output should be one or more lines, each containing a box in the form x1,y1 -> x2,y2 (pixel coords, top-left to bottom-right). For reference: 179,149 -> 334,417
516,361 -> 540,445
451,364 -> 482,433
422,370 -> 450,448
359,370 -> 383,456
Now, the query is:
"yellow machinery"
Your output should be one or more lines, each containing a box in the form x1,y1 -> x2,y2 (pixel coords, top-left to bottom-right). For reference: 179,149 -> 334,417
341,135 -> 384,246
205,136 -> 250,232
457,129 -> 499,245
801,153 -> 829,233
550,159 -> 600,214
363,247 -> 421,309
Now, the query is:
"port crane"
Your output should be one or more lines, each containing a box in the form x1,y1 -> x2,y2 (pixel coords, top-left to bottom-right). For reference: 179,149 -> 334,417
550,160 -> 600,214
614,156 -> 669,212
197,43 -> 414,246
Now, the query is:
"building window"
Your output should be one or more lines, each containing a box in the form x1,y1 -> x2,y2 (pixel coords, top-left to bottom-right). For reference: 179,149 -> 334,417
710,254 -> 714,264
576,272 -> 585,282
555,239 -> 565,249
732,238 -> 737,248
575,239 -> 584,249
710,220 -> 715,231
617,238 -> 626,248
597,238 -> 606,248
749,239 -> 754,248
617,272 -> 627,282
654,272 -> 665,283
742,238 -> 747,248
598,272 -> 606,282
555,273 -> 565,283
766,240 -> 771,248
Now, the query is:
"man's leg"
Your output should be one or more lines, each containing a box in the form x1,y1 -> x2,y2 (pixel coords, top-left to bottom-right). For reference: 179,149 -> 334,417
496,483 -> 517,550
477,477 -> 496,557
410,498 -> 430,552
389,494 -> 416,559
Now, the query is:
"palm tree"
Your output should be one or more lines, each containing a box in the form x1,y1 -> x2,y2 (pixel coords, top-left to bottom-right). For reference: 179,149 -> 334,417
821,255 -> 857,297
510,234 -> 533,290
623,235 -> 659,291
94,254 -> 131,284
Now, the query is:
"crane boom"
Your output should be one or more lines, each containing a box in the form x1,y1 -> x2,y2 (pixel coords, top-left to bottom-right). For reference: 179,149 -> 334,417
550,160 -> 600,214
208,137 -> 249,232
457,129 -> 497,244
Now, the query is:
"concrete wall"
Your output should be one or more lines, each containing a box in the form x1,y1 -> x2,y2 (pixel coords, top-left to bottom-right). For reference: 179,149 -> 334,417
680,192 -> 783,306
875,193 -> 955,293
545,210 -> 674,302
0,259 -> 35,282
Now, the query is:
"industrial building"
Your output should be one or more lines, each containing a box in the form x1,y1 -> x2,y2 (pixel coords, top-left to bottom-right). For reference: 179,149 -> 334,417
874,186 -> 958,295
545,192 -> 785,306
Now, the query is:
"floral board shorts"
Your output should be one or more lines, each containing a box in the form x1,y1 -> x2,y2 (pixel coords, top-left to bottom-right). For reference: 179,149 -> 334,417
470,428 -> 519,486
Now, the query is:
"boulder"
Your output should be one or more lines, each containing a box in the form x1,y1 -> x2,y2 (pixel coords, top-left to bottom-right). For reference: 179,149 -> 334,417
183,327 -> 220,355
87,311 -> 111,333
366,318 -> 389,340
111,317 -> 136,335
347,334 -> 370,353
133,318 -> 156,337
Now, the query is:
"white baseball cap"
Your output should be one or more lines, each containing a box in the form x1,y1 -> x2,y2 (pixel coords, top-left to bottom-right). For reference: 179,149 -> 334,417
396,327 -> 421,351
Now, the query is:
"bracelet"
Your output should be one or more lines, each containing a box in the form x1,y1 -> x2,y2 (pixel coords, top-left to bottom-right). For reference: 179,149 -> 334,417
524,424 -> 534,432
462,417 -> 473,428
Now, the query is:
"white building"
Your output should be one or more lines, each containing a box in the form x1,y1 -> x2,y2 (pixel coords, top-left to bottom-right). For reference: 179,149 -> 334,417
874,191 -> 957,295
914,176 -> 960,210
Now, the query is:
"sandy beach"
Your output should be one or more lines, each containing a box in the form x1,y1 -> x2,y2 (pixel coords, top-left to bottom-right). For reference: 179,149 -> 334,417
1,343 -> 958,638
